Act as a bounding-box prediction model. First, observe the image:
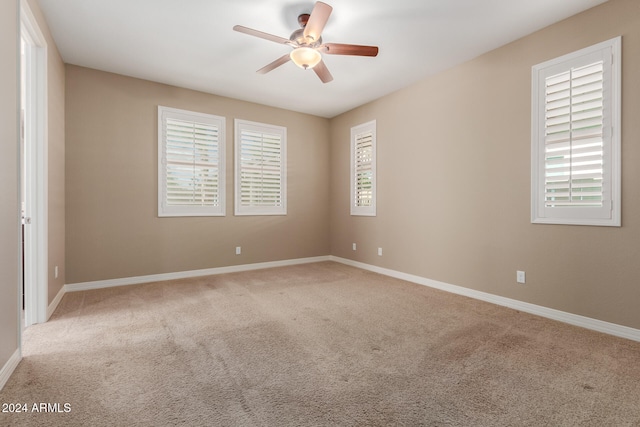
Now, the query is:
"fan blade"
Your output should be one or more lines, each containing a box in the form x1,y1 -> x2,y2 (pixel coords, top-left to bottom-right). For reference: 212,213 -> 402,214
257,54 -> 292,74
303,2 -> 333,43
233,25 -> 292,45
313,59 -> 333,83
321,43 -> 379,57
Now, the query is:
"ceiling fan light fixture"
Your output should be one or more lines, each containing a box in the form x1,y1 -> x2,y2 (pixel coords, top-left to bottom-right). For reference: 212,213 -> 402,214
290,47 -> 321,70
234,1 -> 377,83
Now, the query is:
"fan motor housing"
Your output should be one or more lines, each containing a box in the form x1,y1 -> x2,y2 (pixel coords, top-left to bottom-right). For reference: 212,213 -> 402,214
291,13 -> 322,46
290,28 -> 322,46
297,13 -> 310,27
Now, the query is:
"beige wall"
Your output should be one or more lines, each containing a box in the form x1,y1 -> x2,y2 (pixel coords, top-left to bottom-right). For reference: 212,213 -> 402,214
330,0 -> 640,330
0,0 -> 19,371
26,0 -> 66,304
65,66 -> 330,283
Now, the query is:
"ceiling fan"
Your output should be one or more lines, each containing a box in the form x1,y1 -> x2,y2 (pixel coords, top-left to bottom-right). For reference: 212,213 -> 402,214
233,1 -> 379,83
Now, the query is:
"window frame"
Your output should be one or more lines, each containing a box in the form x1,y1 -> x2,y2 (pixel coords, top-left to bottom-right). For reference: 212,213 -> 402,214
234,119 -> 287,216
531,37 -> 621,227
157,106 -> 226,217
350,120 -> 377,216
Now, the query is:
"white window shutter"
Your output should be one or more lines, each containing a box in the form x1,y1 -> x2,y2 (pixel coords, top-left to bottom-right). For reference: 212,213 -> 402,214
235,119 -> 287,216
158,106 -> 225,217
531,37 -> 620,226
355,131 -> 374,207
351,120 -> 376,216
543,62 -> 604,208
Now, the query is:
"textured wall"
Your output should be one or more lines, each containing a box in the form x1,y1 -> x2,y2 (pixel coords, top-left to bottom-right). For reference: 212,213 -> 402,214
330,0 -> 640,329
65,66 -> 330,283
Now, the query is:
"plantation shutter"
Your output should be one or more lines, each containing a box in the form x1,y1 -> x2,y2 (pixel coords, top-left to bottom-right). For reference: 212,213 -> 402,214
354,131 -> 374,208
531,37 -> 620,226
158,106 -> 225,217
544,62 -> 604,208
350,120 -> 376,216
235,120 -> 287,215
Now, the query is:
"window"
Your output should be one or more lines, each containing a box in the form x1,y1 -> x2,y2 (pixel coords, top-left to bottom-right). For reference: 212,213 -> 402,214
351,120 -> 376,216
158,106 -> 225,217
531,37 -> 621,226
234,119 -> 287,215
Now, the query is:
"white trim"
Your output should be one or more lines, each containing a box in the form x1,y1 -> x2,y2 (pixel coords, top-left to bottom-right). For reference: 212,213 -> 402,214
0,349 -> 21,392
46,285 -> 66,320
20,0 -> 49,326
330,256 -> 640,343
62,256 -> 640,342
65,256 -> 331,292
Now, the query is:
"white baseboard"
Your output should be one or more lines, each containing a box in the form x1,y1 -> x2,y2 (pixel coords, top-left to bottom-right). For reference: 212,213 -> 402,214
64,256 -> 332,292
61,255 -> 640,342
0,349 -> 21,391
47,285 -> 66,321
330,256 -> 640,343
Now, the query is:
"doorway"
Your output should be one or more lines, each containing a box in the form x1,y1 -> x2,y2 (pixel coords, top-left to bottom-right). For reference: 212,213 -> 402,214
20,0 -> 48,329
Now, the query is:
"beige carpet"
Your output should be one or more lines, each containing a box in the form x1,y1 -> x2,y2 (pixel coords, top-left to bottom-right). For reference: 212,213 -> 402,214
1,261 -> 640,426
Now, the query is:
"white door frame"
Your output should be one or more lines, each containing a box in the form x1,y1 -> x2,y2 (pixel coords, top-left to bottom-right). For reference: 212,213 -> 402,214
20,0 -> 48,327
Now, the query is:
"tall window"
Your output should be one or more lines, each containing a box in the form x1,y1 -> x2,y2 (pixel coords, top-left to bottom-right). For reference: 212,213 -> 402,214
234,119 -> 287,216
351,120 -> 377,216
158,106 -> 225,217
531,37 -> 621,226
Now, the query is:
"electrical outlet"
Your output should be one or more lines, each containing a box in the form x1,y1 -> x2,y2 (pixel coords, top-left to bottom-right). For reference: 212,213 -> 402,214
352,243 -> 357,251
54,266 -> 59,279
235,246 -> 241,255
378,247 -> 383,256
516,270 -> 526,284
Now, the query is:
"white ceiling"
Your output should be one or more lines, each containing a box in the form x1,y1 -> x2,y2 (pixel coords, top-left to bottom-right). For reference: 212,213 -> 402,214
37,0 -> 608,118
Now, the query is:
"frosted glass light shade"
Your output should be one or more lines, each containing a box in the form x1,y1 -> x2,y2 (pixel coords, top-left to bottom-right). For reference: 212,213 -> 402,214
290,47 -> 321,69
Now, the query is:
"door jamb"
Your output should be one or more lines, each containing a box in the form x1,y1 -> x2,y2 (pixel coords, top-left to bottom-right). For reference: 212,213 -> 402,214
20,0 -> 48,328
